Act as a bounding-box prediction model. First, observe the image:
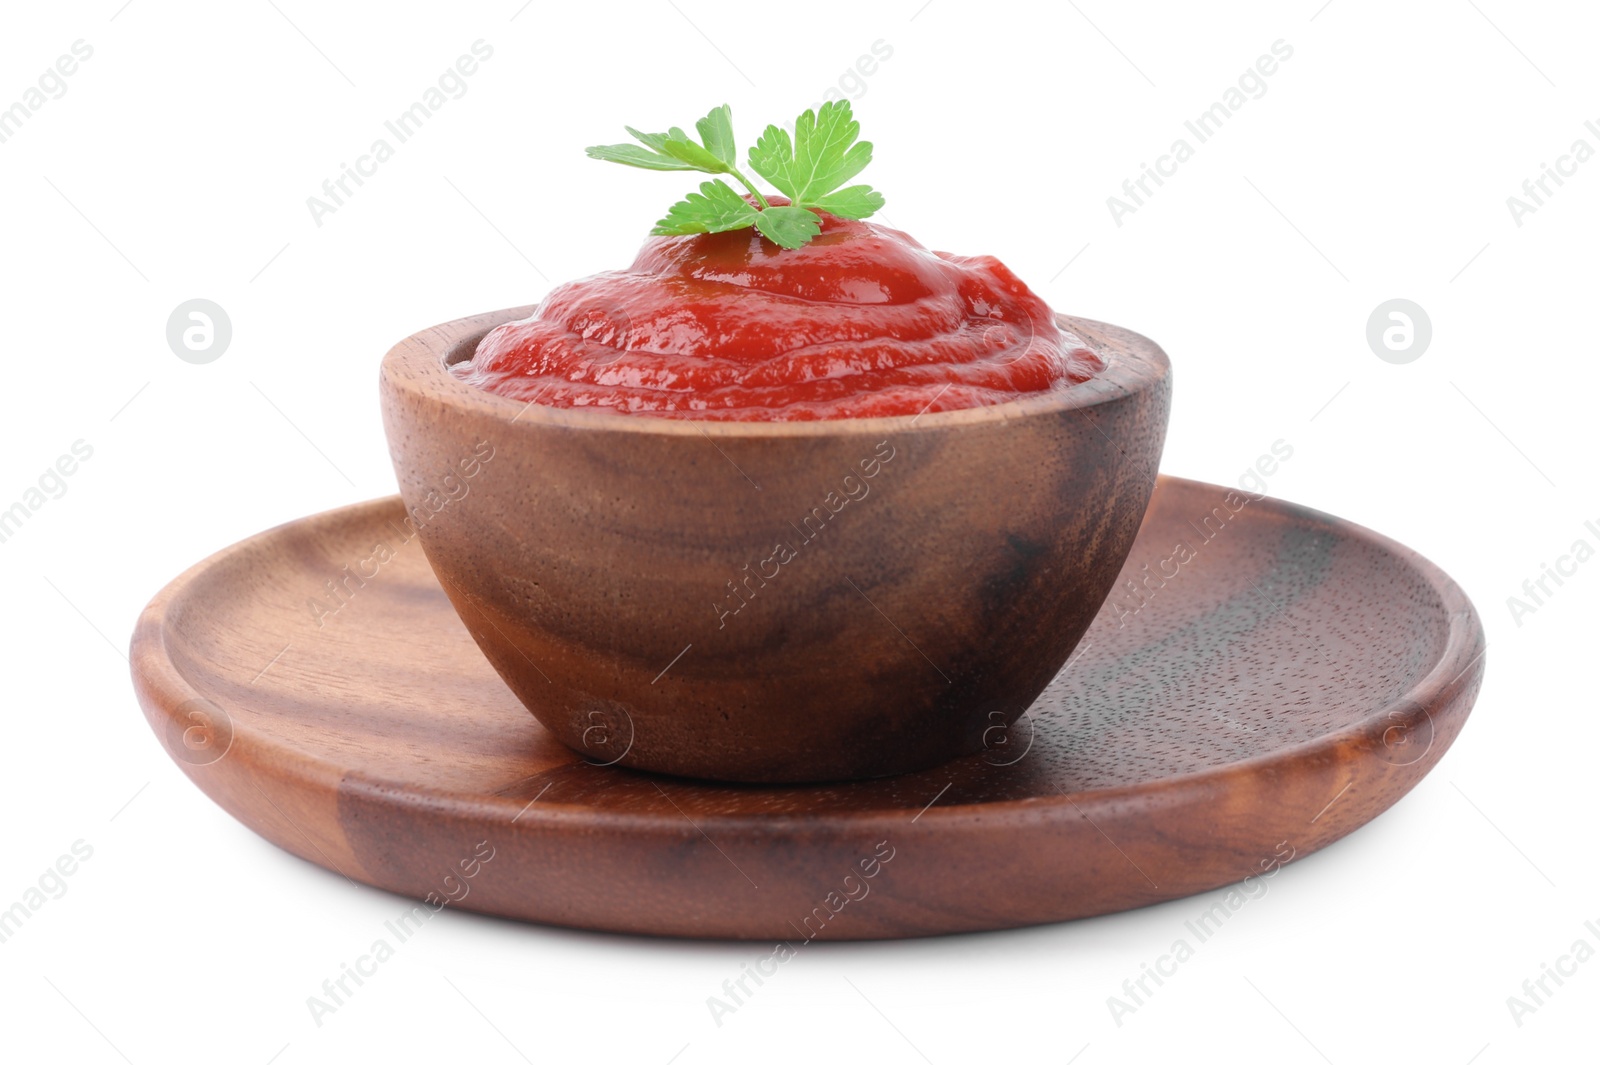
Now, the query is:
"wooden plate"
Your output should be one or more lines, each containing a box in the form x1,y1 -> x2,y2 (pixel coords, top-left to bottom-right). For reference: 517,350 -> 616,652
130,476 -> 1485,940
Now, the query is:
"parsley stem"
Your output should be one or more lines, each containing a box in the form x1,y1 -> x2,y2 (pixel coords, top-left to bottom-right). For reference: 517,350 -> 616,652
728,169 -> 771,210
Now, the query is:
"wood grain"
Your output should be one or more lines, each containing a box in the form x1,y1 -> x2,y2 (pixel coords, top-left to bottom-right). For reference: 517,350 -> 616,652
129,477 -> 1485,940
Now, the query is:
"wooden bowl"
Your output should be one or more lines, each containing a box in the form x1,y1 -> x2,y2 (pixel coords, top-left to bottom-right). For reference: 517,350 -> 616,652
379,307 -> 1171,782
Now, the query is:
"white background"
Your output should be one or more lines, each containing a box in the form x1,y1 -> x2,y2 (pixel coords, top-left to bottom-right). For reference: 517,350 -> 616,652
2,1 -> 1596,1062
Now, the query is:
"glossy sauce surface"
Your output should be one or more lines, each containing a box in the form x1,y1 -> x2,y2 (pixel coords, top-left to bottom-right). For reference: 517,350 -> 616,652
452,209 -> 1104,420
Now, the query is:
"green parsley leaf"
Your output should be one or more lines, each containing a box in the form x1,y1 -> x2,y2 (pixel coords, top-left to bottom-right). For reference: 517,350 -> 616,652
753,205 -> 822,249
657,127 -> 730,173
586,118 -> 732,174
584,142 -> 699,172
622,127 -> 676,154
588,101 -> 884,249
695,104 -> 738,169
748,101 -> 876,208
809,184 -> 886,220
653,180 -> 760,236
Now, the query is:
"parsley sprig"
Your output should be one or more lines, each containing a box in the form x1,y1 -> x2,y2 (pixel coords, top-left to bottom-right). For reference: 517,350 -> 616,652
586,102 -> 885,249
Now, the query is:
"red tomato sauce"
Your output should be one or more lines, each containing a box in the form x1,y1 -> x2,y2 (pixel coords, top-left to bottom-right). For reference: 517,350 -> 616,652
451,207 -> 1104,420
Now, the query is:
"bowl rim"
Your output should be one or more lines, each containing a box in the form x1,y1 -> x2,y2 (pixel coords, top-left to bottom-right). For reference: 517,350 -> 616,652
381,306 -> 1171,439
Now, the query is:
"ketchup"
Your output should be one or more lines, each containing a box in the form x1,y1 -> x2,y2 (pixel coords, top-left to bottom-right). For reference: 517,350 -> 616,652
452,206 -> 1104,420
